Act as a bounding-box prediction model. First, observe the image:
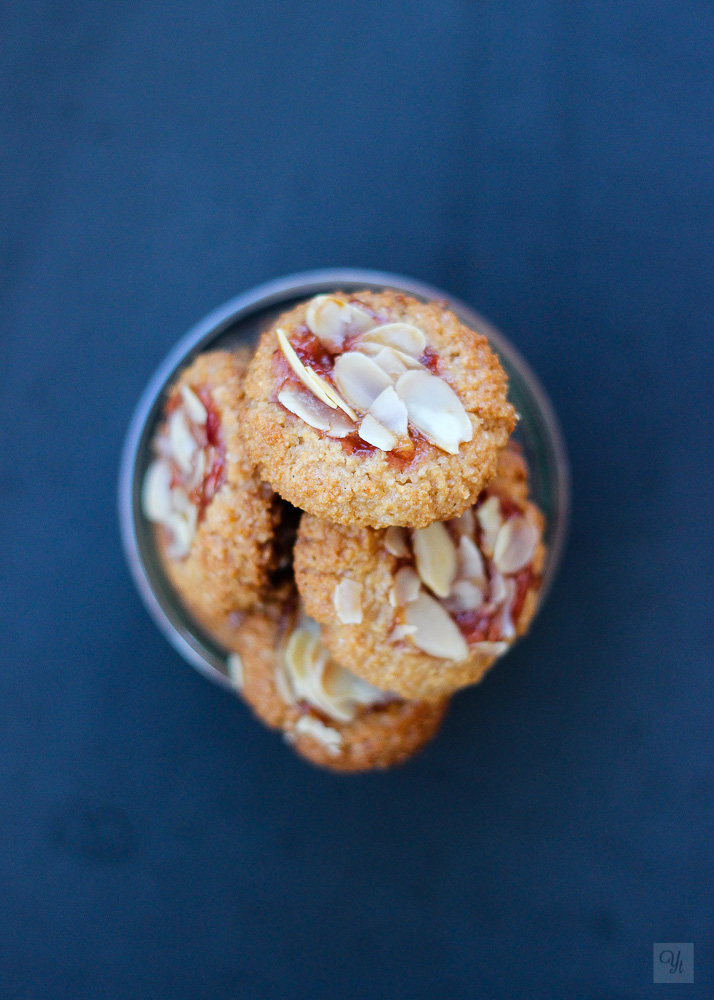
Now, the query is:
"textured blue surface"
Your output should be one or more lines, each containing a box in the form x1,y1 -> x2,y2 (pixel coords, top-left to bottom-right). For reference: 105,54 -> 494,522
1,3 -> 713,998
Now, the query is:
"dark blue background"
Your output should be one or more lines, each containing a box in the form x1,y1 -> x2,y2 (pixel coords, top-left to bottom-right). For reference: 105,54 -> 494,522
2,2 -> 712,998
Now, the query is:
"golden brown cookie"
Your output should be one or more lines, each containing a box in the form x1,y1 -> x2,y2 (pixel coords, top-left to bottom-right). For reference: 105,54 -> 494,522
142,349 -> 297,643
226,604 -> 448,772
293,444 -> 546,700
242,291 -> 516,528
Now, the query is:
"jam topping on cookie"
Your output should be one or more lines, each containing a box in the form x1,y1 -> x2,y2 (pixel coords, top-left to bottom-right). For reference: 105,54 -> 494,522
274,294 -> 473,457
337,482 -> 543,663
142,383 -> 225,558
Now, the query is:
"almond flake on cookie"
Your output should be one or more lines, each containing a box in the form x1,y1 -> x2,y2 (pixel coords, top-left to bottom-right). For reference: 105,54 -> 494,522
358,414 -> 397,451
404,592 -> 469,661
493,516 -> 539,575
395,370 -> 473,455
368,386 -> 409,437
476,495 -> 502,556
357,321 -> 427,357
333,579 -> 363,624
276,327 -> 357,419
281,615 -> 389,723
293,715 -> 343,754
179,385 -> 208,424
384,526 -> 410,558
333,351 -> 393,411
411,522 -> 458,598
305,295 -> 373,352
389,566 -> 421,607
278,385 -> 354,437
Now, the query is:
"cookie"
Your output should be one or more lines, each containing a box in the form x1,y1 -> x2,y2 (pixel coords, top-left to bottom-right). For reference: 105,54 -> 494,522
141,349 -> 297,643
293,444 -> 546,700
242,291 -> 516,528
227,604 -> 448,772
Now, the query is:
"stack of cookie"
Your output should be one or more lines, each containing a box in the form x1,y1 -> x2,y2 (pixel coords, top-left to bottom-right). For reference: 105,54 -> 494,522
142,291 -> 546,771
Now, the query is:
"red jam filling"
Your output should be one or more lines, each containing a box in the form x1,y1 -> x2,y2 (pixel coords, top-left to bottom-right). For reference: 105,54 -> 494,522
195,388 -> 225,513
289,327 -> 335,378
273,315 -> 445,465
444,490 -> 541,644
159,385 -> 225,521
452,564 -> 536,643
419,346 -> 440,373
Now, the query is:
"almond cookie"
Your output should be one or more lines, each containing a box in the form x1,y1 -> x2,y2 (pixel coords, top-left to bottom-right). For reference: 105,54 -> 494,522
293,444 -> 546,700
141,349 -> 297,644
226,603 -> 448,772
242,291 -> 516,528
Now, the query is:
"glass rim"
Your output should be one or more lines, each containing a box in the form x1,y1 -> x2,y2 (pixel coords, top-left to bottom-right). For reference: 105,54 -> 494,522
118,268 -> 571,691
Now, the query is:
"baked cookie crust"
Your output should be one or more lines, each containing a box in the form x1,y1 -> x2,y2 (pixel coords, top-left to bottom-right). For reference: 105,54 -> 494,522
242,291 -> 516,528
227,605 -> 448,772
142,349 -> 296,642
294,445 -> 546,700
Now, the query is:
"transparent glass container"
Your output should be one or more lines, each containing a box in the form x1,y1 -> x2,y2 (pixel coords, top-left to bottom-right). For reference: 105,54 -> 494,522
119,270 -> 570,691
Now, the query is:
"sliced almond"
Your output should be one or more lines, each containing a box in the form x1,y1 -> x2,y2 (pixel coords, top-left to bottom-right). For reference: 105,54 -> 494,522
368,386 -> 408,437
170,485 -> 194,518
395,370 -> 473,455
305,295 -> 351,351
470,640 -> 509,657
309,372 -> 358,419
226,652 -> 244,691
346,303 -> 374,333
443,579 -> 484,613
489,569 -> 508,606
305,295 -> 372,351
276,327 -> 357,419
278,386 -> 353,437
274,662 -> 295,705
283,627 -> 334,715
284,626 -> 319,682
283,618 -> 384,722
411,522 -> 458,598
360,322 -> 426,357
476,495 -> 502,556
293,715 -> 342,754
333,351 -> 392,412
369,346 -> 410,380
165,510 -> 195,559
451,508 -> 475,537
404,592 -> 469,660
322,663 -> 388,713
389,566 -> 421,607
355,342 -> 425,374
333,579 -> 363,624
384,526 -> 410,558
167,408 -> 198,474
143,457 -> 198,559
180,385 -> 207,425
277,385 -> 329,431
389,624 -> 418,642
277,327 -> 334,407
493,516 -> 539,575
457,534 -> 486,584
325,411 -> 356,438
186,447 -> 206,490
499,579 -> 517,639
142,459 -> 173,522
358,414 -> 397,451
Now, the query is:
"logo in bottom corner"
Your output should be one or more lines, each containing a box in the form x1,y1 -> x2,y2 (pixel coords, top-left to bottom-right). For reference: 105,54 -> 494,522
653,943 -> 693,983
